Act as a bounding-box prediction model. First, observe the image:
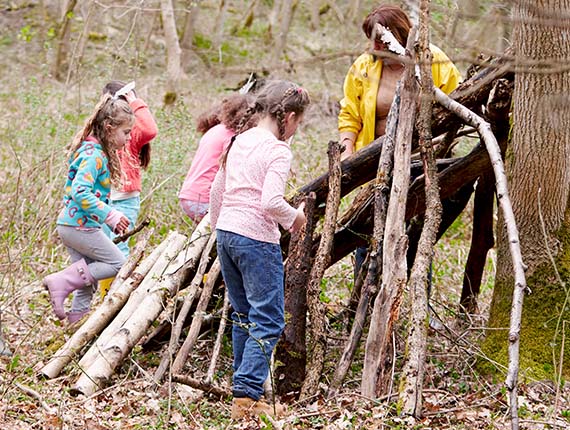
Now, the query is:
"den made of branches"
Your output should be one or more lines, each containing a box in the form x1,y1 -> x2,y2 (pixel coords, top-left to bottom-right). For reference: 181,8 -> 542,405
39,19 -> 545,424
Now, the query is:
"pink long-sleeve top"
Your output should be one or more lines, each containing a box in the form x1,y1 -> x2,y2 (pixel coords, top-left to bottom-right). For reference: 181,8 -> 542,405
209,126 -> 298,244
178,123 -> 234,204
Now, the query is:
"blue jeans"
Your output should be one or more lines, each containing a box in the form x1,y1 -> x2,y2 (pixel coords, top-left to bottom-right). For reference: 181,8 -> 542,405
102,196 -> 141,257
216,230 -> 285,400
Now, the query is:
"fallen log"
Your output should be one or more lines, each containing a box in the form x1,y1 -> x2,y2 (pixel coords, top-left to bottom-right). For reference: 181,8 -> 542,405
77,232 -> 189,371
72,231 -> 199,396
40,228 -> 155,379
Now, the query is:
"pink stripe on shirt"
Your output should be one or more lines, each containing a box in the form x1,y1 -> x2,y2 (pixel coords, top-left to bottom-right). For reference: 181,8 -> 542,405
210,126 -> 298,244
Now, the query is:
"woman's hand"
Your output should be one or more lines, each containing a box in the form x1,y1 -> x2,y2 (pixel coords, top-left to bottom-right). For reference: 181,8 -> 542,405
290,202 -> 306,233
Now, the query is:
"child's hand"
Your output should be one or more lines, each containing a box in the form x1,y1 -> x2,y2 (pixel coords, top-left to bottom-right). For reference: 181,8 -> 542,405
114,216 -> 130,235
290,202 -> 306,234
125,91 -> 136,103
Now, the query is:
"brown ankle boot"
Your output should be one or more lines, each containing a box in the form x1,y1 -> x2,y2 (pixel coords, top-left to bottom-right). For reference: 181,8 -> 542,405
231,397 -> 286,419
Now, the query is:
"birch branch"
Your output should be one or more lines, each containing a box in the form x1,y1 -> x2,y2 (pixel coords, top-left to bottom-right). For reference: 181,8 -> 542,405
433,86 -> 527,428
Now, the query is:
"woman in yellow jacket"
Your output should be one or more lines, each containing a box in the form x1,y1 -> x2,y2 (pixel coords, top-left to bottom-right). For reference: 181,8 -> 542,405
338,4 -> 461,158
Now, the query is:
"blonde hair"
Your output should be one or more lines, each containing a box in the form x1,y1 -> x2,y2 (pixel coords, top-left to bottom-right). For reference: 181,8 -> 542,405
68,94 -> 134,187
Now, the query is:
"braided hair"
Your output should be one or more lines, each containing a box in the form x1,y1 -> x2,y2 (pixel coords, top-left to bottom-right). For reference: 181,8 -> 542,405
68,94 -> 134,187
220,80 -> 310,168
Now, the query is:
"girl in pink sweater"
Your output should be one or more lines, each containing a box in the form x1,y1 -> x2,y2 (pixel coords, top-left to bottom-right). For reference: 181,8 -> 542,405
210,80 -> 310,418
179,93 -> 256,222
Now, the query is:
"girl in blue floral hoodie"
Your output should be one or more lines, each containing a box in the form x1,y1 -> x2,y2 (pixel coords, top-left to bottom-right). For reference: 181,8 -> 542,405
43,92 -> 134,323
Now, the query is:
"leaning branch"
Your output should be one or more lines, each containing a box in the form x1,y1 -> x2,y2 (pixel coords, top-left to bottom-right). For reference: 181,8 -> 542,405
434,87 -> 527,429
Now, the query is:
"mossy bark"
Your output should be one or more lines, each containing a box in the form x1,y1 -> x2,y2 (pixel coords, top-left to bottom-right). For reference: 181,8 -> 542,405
483,234 -> 570,380
483,0 -> 570,381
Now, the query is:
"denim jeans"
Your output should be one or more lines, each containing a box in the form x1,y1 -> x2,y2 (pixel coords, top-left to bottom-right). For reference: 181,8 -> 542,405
216,229 -> 285,400
102,196 -> 141,257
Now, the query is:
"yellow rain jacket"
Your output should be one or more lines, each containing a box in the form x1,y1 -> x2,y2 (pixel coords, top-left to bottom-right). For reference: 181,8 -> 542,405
338,44 -> 461,151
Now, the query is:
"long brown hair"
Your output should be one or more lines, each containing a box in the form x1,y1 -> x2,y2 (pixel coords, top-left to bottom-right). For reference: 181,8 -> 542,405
220,80 -> 310,168
362,4 -> 412,47
102,80 -> 152,170
68,95 -> 134,187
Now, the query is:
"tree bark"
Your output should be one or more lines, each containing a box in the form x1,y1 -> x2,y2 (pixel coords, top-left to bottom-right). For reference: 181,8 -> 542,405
485,0 -> 570,427
362,31 -> 418,397
160,0 -> 183,97
399,2 -> 439,416
300,141 -> 343,400
51,0 -> 77,81
275,192 -> 317,396
181,0 -> 200,70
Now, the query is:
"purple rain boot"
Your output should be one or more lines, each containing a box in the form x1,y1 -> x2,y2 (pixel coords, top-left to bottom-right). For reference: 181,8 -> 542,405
43,259 -> 96,320
66,309 -> 89,324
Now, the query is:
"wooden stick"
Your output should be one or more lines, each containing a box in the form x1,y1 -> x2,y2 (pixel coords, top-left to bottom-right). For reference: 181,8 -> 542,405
205,290 -> 230,384
113,217 -> 151,244
328,77 -> 402,399
171,374 -> 231,399
275,192 -> 317,395
434,86 -> 527,429
400,4 -> 440,416
300,141 -> 343,400
362,28 -> 418,397
171,258 -> 222,374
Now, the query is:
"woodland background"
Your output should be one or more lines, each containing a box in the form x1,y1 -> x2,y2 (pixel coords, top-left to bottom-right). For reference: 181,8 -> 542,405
0,0 -> 568,429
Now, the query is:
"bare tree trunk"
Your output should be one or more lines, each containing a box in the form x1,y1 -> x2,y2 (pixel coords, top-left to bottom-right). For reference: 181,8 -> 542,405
399,1 -> 439,416
300,141 -> 343,400
160,0 -> 183,98
268,0 -> 283,40
181,0 -> 200,70
212,0 -> 229,51
346,0 -> 362,23
309,0 -> 321,29
275,193 -> 317,395
362,29 -> 418,398
52,0 -> 77,81
272,0 -> 296,65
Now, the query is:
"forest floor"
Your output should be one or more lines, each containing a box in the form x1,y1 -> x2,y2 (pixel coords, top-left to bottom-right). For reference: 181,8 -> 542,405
1,1 -> 569,429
